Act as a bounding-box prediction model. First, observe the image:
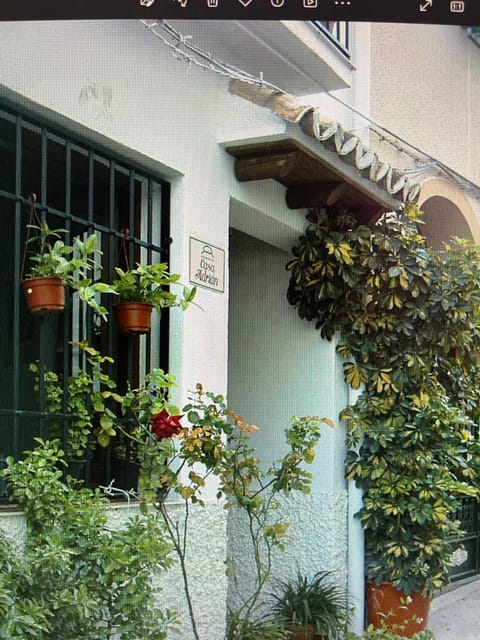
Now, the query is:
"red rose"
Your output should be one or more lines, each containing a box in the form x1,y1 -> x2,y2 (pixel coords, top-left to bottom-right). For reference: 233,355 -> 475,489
151,409 -> 183,440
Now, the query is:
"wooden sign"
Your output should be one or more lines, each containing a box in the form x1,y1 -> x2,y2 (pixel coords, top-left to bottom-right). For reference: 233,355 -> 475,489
189,237 -> 225,293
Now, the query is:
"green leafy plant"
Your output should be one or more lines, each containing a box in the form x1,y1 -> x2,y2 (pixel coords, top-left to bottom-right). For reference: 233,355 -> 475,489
30,341 -> 121,460
111,262 -> 197,313
346,623 -> 435,640
24,222 -> 114,319
269,569 -> 351,639
0,531 -> 52,639
108,368 -> 182,494
287,204 -> 480,597
113,376 -> 332,640
15,335 -> 335,640
225,611 -> 288,640
0,438 -> 178,639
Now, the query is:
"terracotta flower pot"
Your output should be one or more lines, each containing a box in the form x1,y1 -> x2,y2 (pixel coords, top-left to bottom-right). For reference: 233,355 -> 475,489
366,581 -> 431,638
285,624 -> 316,640
22,276 -> 66,314
115,302 -> 153,335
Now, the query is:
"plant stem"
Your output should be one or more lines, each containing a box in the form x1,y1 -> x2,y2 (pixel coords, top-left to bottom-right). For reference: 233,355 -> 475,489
157,499 -> 200,640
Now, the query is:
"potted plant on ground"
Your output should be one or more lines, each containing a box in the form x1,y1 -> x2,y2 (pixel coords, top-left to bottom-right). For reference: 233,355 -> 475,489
110,262 -> 197,335
22,221 -> 112,318
269,570 -> 351,639
345,391 -> 479,637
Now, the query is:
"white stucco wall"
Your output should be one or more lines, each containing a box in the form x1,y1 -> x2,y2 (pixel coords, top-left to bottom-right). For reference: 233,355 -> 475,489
370,23 -> 480,188
227,231 -> 350,615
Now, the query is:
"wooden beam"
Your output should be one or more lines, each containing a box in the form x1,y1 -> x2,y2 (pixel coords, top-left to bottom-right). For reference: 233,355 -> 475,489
234,152 -> 299,182
354,206 -> 386,226
286,182 -> 348,210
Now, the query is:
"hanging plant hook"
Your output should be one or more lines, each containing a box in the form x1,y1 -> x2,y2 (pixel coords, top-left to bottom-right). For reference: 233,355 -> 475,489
21,192 -> 42,281
117,227 -> 131,271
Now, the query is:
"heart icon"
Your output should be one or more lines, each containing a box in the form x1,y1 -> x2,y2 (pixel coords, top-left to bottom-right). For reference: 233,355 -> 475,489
238,0 -> 253,6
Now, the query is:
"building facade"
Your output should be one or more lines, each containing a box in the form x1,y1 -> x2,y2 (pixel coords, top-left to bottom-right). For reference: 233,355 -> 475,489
0,18 -> 456,638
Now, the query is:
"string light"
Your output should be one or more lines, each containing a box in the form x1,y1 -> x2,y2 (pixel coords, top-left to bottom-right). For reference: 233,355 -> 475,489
140,20 -> 284,91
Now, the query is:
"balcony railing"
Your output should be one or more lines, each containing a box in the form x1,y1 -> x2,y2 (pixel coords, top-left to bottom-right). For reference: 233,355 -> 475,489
313,21 -> 350,57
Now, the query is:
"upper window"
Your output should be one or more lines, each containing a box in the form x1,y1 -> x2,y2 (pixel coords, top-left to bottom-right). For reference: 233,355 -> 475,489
313,21 -> 350,58
0,105 -> 170,500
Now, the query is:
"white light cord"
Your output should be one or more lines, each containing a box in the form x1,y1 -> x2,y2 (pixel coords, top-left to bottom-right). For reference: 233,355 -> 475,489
99,479 -> 139,505
140,19 -> 284,91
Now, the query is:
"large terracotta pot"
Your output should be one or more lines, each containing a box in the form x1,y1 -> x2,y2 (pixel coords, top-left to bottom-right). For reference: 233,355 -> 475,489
22,276 -> 65,314
285,624 -> 316,640
366,581 -> 431,638
115,302 -> 153,335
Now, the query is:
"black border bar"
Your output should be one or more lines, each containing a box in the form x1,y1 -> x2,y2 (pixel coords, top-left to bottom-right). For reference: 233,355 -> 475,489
0,1 -> 478,24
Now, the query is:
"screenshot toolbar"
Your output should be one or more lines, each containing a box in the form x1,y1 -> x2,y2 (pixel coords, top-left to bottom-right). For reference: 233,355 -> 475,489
0,0 -> 477,23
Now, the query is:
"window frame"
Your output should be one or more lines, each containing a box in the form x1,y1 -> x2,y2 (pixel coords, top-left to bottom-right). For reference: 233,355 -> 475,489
0,104 -> 171,500
312,21 -> 350,58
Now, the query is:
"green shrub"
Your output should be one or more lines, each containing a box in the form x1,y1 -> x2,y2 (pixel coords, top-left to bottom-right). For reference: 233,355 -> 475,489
0,439 -> 178,639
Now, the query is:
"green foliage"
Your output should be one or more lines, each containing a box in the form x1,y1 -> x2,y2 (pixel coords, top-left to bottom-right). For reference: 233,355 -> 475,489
225,612 -> 288,640
0,439 -> 177,639
0,531 -> 52,639
115,368 -> 181,498
269,569 -> 351,639
8,341 -> 333,640
29,342 -> 121,459
287,204 -> 480,596
346,623 -> 435,640
181,394 -> 329,638
122,381 -> 331,640
24,222 -> 114,319
112,262 -> 197,314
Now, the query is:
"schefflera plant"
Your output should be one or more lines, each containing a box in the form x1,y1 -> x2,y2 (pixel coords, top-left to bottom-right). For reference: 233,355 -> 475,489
286,203 -> 480,597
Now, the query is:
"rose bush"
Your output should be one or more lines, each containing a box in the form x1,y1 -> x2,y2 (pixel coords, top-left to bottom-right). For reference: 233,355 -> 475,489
151,409 -> 184,440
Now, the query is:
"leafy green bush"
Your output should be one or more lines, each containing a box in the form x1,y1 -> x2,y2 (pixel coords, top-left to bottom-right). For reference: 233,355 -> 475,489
0,439 -> 178,639
287,204 -> 480,595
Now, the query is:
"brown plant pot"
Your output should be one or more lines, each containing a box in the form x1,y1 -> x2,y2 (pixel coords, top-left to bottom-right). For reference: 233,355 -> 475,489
115,302 -> 153,336
285,624 -> 316,640
366,581 -> 431,639
22,276 -> 66,314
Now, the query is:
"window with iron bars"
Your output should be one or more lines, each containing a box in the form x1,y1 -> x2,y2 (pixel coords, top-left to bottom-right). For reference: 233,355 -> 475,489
0,105 -> 171,502
312,21 -> 350,57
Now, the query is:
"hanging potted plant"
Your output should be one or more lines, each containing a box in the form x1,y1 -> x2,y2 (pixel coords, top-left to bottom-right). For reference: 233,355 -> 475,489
111,262 -> 196,335
22,194 -> 113,317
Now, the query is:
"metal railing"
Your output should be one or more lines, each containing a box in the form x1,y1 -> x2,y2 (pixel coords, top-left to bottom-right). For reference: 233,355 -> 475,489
0,104 -> 170,499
